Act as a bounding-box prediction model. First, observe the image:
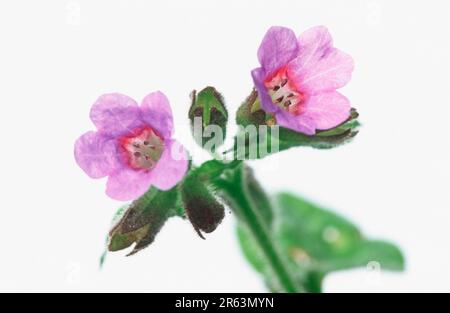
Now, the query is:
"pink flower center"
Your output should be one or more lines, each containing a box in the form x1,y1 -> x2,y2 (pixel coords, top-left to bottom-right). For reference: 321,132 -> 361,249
119,126 -> 164,171
264,66 -> 304,115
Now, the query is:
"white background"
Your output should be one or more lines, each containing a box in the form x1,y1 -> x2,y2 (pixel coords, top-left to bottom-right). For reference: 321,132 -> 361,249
0,0 -> 449,292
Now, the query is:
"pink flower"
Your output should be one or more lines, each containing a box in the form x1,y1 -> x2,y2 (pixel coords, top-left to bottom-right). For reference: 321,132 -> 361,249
74,92 -> 189,201
252,26 -> 354,135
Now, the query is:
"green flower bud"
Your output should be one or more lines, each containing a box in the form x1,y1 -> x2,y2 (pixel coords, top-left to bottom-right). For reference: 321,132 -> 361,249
189,86 -> 228,152
108,187 -> 182,256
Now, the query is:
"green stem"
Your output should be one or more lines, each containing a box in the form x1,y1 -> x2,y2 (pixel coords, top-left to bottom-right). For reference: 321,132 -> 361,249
217,164 -> 301,293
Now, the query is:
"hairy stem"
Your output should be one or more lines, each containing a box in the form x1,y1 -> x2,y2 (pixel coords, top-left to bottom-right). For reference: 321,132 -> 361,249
216,163 -> 301,293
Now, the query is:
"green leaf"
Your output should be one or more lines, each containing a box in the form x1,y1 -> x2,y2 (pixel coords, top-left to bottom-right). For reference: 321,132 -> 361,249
236,223 -> 266,274
108,187 -> 183,256
316,240 -> 405,273
235,189 -> 404,292
189,86 -> 228,151
219,163 -> 302,292
275,192 -> 404,274
243,166 -> 274,225
236,222 -> 283,292
302,271 -> 324,293
235,166 -> 283,290
233,89 -> 359,159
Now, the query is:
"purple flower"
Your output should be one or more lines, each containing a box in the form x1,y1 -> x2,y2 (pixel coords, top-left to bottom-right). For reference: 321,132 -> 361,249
74,92 -> 189,201
252,26 -> 354,135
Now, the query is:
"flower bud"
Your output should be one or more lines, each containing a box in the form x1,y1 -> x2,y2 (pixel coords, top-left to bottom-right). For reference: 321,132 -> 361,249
108,188 -> 181,256
189,86 -> 228,152
180,162 -> 225,239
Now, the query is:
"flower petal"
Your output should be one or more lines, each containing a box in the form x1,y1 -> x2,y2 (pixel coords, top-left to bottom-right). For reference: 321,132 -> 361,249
106,167 -> 153,201
251,68 -> 278,113
74,131 -> 118,179
290,48 -> 354,94
257,26 -> 299,75
291,26 -> 334,75
149,139 -> 189,190
90,93 -> 141,136
301,91 -> 351,130
140,91 -> 174,139
275,110 -> 316,135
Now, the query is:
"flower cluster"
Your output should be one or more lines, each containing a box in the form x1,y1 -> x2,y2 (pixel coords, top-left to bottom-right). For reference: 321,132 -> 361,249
72,25 -> 405,296
75,25 -> 354,200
